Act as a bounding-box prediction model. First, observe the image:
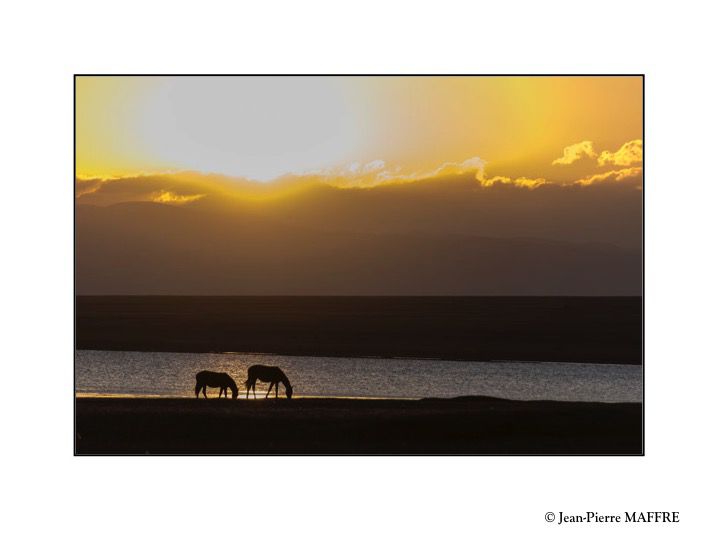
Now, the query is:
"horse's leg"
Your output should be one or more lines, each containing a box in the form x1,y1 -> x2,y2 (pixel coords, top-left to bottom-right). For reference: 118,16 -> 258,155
203,385 -> 207,398
218,387 -> 223,398
265,382 -> 274,398
195,383 -> 201,398
253,383 -> 256,399
275,383 -> 279,399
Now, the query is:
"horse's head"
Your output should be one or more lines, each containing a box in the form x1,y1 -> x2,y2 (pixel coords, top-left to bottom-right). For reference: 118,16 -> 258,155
286,385 -> 293,400
231,387 -> 239,400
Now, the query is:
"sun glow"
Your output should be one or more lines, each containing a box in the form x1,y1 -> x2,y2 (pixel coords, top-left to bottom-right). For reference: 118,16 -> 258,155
76,76 -> 642,185
77,76 -> 363,181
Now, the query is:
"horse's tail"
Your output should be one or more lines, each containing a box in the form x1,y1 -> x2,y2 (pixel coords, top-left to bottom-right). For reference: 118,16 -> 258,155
244,378 -> 251,390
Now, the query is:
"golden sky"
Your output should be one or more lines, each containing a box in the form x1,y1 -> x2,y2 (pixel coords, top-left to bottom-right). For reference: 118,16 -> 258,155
76,76 -> 642,184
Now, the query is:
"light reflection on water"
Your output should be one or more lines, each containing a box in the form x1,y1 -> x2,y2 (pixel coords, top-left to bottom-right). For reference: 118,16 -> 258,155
75,350 -> 642,403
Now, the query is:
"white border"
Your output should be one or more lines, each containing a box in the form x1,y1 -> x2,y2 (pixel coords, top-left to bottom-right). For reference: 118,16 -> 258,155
3,0 -> 717,538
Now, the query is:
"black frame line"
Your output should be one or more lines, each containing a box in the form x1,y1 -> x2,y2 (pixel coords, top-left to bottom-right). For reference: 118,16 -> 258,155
73,73 -> 645,456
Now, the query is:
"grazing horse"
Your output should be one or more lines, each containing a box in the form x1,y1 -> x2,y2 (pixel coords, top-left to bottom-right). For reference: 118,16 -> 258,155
195,370 -> 239,399
245,365 -> 293,399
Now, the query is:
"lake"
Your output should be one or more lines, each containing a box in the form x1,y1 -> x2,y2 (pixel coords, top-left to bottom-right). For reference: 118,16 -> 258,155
75,350 -> 642,402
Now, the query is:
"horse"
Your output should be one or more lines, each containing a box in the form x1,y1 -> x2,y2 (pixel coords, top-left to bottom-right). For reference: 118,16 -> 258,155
195,370 -> 239,399
245,365 -> 293,399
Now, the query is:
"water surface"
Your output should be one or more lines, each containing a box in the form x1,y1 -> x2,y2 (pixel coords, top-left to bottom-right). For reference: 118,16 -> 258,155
76,350 -> 641,402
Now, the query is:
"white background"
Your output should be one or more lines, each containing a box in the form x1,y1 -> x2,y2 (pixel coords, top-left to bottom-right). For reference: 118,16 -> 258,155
1,1 -> 718,538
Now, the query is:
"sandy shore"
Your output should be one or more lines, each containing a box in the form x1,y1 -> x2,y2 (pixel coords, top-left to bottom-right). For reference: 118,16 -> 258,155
75,396 -> 642,455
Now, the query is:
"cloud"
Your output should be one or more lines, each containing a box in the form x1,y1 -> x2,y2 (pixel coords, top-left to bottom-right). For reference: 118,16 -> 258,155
574,166 -> 643,186
343,159 -> 386,175
597,139 -> 643,166
151,190 -> 206,204
74,173 -> 237,206
552,141 -> 597,165
553,139 -> 643,168
479,175 -> 548,190
75,178 -> 104,196
428,157 -> 486,180
295,157 -> 487,188
75,152 -> 645,210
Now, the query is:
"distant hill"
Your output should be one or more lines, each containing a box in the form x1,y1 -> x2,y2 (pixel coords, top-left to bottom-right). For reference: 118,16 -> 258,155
76,201 -> 640,295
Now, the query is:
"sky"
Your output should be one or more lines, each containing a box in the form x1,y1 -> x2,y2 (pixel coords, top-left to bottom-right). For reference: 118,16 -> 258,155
76,76 -> 642,184
75,76 -> 642,295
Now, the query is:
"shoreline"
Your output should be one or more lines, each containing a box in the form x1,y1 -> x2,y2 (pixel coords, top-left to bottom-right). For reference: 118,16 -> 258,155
75,393 -> 422,401
75,349 -> 643,367
75,392 -> 641,404
76,396 -> 642,455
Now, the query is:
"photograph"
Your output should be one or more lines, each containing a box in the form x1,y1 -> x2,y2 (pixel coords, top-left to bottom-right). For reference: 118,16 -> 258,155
74,75 -> 643,455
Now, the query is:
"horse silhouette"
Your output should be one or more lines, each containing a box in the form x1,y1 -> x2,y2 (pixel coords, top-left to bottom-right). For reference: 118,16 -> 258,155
245,365 -> 293,399
195,370 -> 239,399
